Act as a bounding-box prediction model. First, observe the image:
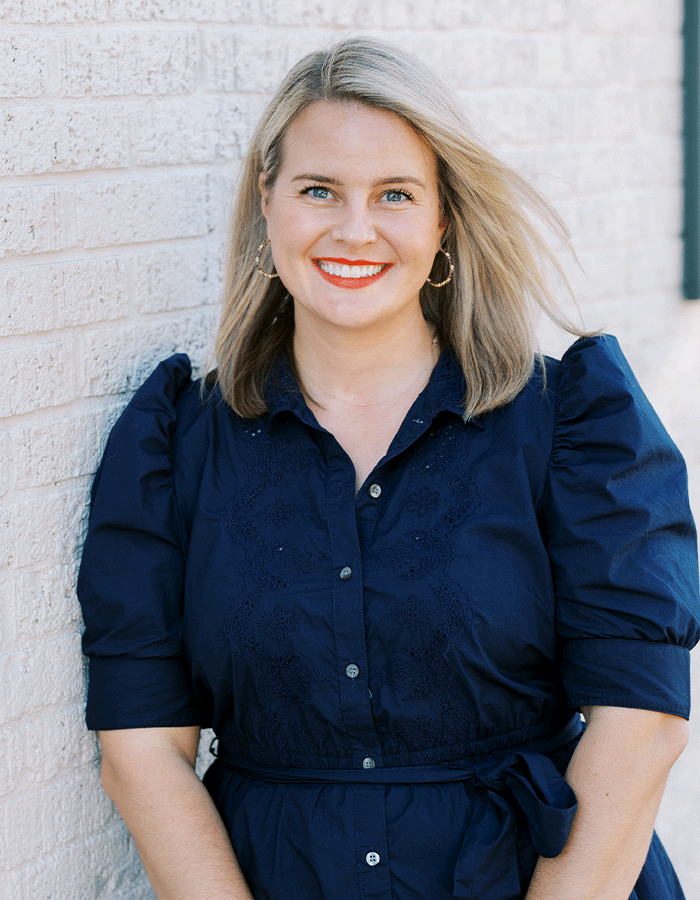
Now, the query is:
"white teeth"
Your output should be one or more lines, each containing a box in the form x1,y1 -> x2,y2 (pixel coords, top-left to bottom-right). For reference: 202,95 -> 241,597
318,261 -> 384,278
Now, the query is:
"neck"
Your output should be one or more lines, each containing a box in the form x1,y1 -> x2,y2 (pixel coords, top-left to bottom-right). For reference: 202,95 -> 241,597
293,319 -> 438,410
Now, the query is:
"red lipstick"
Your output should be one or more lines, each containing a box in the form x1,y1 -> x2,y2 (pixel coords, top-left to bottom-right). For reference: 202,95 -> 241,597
313,258 -> 392,290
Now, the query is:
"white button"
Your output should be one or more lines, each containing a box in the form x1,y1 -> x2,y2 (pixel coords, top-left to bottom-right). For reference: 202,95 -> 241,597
369,483 -> 381,498
366,851 -> 380,866
345,663 -> 360,679
362,757 -> 375,769
339,566 -> 352,581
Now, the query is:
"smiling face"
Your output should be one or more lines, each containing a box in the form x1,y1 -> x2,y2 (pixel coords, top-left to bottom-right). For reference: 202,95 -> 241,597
259,101 -> 445,340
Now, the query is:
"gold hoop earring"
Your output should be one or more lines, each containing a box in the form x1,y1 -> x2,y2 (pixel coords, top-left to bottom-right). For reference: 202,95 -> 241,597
426,247 -> 454,288
255,239 -> 279,279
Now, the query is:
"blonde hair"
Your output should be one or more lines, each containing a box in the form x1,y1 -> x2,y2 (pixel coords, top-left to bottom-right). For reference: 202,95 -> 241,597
214,37 -> 584,419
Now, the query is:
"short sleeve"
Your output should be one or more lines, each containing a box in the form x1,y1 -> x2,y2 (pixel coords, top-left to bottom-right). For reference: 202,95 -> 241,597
544,334 -> 700,718
77,354 -> 204,731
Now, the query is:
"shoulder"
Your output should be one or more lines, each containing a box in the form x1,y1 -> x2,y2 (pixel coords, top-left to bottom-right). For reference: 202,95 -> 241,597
544,334 -> 679,467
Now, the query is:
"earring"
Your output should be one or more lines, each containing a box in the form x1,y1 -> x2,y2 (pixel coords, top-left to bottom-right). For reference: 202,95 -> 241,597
255,239 -> 279,279
426,247 -> 454,288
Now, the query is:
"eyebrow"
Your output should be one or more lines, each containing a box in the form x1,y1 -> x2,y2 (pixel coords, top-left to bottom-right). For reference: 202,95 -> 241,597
291,173 -> 427,189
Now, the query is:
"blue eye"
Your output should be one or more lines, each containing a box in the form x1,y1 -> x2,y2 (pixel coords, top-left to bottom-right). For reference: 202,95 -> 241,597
384,189 -> 413,202
303,186 -> 331,199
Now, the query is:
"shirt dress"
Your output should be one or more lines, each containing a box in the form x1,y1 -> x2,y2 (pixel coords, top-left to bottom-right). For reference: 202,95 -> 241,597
78,333 -> 700,900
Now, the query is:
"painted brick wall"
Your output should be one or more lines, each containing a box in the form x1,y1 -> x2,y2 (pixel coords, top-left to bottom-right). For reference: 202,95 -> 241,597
1,1 -> 698,897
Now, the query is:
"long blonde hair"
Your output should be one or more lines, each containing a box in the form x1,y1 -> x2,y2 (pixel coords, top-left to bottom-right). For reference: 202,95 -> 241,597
214,37 -> 584,420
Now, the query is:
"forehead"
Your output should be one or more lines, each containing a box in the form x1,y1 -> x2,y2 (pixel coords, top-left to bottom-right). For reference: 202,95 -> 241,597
278,100 -> 437,180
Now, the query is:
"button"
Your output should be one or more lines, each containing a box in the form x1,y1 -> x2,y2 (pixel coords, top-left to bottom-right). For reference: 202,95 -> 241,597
362,757 -> 375,769
339,566 -> 352,581
345,663 -> 360,679
369,483 -> 381,499
366,851 -> 380,866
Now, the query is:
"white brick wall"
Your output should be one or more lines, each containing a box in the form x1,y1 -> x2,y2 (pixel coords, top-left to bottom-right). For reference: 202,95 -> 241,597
1,2 -> 698,897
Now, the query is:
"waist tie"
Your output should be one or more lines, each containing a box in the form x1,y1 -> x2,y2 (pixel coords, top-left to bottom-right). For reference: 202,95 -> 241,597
216,713 -> 581,784
218,714 -> 581,898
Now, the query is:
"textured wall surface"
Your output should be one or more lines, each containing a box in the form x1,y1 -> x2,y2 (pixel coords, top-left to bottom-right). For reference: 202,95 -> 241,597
1,1 -> 699,897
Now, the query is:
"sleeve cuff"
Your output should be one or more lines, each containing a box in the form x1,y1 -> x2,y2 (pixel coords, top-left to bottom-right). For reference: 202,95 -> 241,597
86,655 -> 204,731
560,639 -> 691,718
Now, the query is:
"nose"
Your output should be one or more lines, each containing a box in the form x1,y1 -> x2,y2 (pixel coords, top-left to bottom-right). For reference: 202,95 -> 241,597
330,196 -> 377,247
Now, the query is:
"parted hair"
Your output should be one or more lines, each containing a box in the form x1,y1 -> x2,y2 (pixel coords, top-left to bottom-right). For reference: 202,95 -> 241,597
214,37 -> 585,420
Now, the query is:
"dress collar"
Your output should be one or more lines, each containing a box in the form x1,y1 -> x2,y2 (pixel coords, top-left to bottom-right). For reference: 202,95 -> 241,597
265,350 -> 483,430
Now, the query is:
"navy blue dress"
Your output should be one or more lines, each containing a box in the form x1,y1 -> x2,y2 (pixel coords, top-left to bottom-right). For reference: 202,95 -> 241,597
78,334 -> 700,900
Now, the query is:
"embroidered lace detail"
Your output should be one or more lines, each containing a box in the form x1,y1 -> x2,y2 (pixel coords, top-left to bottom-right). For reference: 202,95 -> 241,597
262,499 -> 298,528
390,595 -> 430,631
249,443 -> 318,485
407,486 -> 440,516
262,603 -> 299,639
221,425 -> 331,758
382,530 -> 452,578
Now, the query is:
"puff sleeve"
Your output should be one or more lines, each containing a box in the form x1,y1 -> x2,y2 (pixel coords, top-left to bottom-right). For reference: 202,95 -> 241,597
77,354 -> 203,731
544,335 -> 700,718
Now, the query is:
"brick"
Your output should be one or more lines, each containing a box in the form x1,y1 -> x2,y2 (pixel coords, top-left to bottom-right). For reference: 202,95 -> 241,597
80,310 -> 217,397
572,191 -> 636,249
473,90 -> 572,145
3,635 -> 83,723
258,0 -> 382,27
514,145 -> 581,202
0,489 -> 84,571
380,0 -> 486,27
3,826 -> 150,900
626,240 -> 682,295
202,30 -> 237,92
402,32 -> 538,90
5,566 -> 82,640
108,0 -> 256,21
1,265 -> 56,335
130,97 -> 248,166
0,33 -> 52,98
567,88 -> 636,143
195,727 -> 217,778
0,723 -> 22,797
55,257 -> 129,328
572,0 -> 658,33
0,105 -> 129,177
228,30 -> 327,94
13,407 -> 116,488
627,136 -> 681,189
0,258 -> 127,337
575,143 -> 627,193
0,187 -> 63,257
134,243 -> 222,312
0,431 -> 7,496
58,30 -> 198,97
0,769 -> 111,870
480,0 -> 567,30
638,86 -> 682,136
69,175 -> 212,250
21,705 -> 97,785
1,341 -> 74,417
0,0 -> 109,24
630,34 -> 681,84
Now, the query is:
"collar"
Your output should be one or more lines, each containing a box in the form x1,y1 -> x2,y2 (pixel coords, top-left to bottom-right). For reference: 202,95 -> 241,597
265,350 -> 483,430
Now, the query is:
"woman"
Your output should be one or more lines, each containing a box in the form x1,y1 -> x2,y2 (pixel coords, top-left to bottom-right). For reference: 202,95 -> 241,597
78,38 -> 699,900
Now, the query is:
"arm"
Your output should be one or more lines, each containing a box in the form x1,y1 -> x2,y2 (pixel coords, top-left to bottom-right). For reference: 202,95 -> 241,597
525,705 -> 688,900
99,726 -> 254,900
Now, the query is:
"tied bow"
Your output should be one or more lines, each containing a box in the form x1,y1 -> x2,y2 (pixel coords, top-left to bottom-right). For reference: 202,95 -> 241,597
453,750 -> 577,900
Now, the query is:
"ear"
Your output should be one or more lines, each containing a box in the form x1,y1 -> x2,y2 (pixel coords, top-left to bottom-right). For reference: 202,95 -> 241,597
258,172 -> 270,221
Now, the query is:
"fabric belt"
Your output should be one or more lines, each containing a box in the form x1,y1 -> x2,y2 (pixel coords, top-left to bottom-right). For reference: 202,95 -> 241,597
215,712 -> 582,784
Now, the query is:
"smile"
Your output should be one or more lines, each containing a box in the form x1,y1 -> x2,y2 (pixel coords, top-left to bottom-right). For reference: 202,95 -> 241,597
313,258 -> 392,289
